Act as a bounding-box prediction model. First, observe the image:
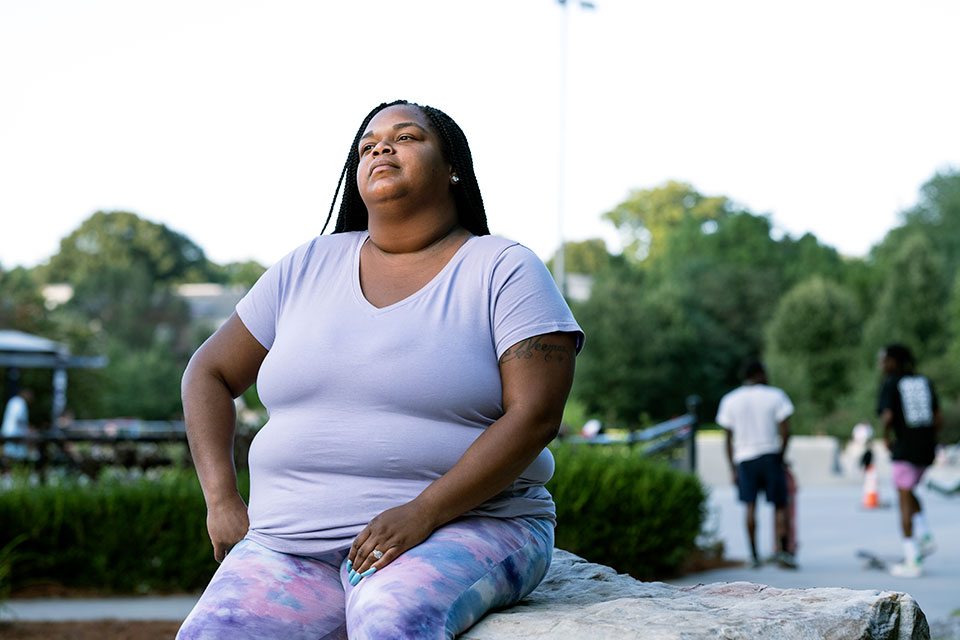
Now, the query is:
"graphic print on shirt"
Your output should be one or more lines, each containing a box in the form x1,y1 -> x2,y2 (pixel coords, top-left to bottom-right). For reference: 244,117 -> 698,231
898,376 -> 933,427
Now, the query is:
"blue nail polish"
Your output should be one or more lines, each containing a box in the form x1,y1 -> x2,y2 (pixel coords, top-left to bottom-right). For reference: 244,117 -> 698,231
349,573 -> 361,586
348,569 -> 357,581
360,567 -> 376,577
346,559 -> 353,571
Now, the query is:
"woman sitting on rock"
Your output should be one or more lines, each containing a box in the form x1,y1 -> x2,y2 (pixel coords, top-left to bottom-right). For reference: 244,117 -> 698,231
177,100 -> 583,639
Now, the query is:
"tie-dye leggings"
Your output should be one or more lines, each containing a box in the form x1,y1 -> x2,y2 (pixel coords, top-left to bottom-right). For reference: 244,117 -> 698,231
176,515 -> 553,640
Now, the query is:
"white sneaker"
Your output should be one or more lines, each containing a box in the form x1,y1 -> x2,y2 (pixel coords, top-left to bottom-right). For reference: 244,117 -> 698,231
918,534 -> 937,558
890,559 -> 923,578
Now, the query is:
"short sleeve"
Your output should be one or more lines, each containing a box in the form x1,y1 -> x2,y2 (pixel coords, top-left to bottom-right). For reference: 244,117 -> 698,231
715,395 -> 733,430
490,244 -> 584,359
877,378 -> 896,415
235,255 -> 289,350
775,389 -> 795,422
928,378 -> 939,412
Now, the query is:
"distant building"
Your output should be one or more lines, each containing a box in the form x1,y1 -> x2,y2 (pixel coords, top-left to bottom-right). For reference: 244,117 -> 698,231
174,283 -> 248,330
41,283 -> 248,331
41,284 -> 74,310
565,273 -> 594,302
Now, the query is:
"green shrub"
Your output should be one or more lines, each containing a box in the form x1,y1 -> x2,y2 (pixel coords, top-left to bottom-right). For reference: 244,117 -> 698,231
0,533 -> 27,605
547,443 -> 706,580
1,448 -> 706,593
0,469 -> 248,593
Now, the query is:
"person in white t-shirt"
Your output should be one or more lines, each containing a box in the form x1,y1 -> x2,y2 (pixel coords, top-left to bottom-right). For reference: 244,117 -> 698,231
716,360 -> 795,569
2,388 -> 33,463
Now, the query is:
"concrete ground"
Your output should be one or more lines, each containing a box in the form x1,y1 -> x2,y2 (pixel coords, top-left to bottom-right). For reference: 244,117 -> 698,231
667,484 -> 960,621
3,435 -> 959,625
1,594 -> 198,622
669,434 -> 960,624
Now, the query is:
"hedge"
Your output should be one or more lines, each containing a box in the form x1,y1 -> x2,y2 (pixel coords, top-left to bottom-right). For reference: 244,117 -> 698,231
0,447 -> 705,593
0,469 -> 248,594
546,443 -> 707,579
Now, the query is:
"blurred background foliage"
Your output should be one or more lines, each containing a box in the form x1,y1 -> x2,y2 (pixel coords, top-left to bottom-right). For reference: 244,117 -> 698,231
554,168 -> 960,443
2,168 -> 960,445
1,211 -> 266,425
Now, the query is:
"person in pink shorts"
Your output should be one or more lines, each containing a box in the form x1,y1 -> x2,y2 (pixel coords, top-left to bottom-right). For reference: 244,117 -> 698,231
877,344 -> 942,578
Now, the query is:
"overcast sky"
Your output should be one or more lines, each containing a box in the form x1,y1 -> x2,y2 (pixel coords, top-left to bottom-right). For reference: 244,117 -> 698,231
2,0 -> 959,270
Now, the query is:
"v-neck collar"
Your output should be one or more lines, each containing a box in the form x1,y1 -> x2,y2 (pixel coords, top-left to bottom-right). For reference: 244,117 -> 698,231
351,231 -> 476,314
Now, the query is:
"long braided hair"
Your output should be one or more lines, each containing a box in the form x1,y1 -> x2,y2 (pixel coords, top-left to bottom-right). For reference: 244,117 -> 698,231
321,100 -> 489,236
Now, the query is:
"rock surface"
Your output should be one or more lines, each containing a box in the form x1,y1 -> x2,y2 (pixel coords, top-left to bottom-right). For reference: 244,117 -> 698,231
464,549 -> 930,640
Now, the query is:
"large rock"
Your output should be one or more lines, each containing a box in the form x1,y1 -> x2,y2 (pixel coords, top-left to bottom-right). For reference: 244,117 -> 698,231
464,549 -> 929,640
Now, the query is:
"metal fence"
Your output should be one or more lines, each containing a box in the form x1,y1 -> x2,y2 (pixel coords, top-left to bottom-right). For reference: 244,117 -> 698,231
564,395 -> 701,473
1,419 -> 186,444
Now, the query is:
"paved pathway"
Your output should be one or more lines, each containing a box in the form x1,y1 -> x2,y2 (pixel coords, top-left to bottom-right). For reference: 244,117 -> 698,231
666,483 -> 960,621
1,594 -> 197,622
673,436 -> 960,625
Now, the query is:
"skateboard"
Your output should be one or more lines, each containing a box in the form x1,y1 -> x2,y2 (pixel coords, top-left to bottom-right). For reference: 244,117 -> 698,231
856,549 -> 899,570
857,541 -> 935,570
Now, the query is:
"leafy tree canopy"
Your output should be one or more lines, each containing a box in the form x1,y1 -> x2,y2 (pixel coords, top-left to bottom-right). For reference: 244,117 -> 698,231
572,260 -> 704,424
603,181 -> 731,262
547,238 -> 612,275
871,168 -> 960,288
0,266 -> 53,334
862,233 -> 948,364
766,275 -> 862,416
212,260 -> 267,288
44,211 -> 215,286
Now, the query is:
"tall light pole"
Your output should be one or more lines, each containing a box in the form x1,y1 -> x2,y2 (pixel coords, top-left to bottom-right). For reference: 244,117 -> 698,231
555,0 -> 594,298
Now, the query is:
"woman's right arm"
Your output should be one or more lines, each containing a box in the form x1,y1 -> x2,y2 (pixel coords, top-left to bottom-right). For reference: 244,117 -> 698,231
182,312 -> 268,562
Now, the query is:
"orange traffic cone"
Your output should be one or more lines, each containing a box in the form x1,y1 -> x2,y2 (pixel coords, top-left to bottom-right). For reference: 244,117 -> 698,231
862,464 -> 879,508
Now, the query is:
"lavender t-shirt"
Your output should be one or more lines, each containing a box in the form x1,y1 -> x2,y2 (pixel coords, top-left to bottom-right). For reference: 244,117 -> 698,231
236,231 -> 583,556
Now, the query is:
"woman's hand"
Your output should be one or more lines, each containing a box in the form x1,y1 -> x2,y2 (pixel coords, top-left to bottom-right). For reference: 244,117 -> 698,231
346,501 -> 436,585
206,493 -> 249,563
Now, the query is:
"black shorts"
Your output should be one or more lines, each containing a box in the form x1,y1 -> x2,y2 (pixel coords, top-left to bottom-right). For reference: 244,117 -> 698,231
737,453 -> 787,506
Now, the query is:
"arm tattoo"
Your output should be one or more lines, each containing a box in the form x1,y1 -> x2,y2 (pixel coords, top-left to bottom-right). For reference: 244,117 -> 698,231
501,336 -> 571,363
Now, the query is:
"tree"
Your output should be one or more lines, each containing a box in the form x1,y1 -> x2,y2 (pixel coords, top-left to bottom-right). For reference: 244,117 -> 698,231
603,181 -> 731,262
665,259 -> 781,400
871,169 -> 960,291
573,257 -> 787,425
212,260 -> 267,288
41,212 -> 211,350
901,169 -> 960,284
34,211 -> 224,419
0,266 -> 52,334
778,233 -> 848,291
765,276 -> 862,421
586,181 -> 869,422
861,233 -> 948,364
45,211 -> 214,286
572,262 -> 685,424
546,238 -> 611,275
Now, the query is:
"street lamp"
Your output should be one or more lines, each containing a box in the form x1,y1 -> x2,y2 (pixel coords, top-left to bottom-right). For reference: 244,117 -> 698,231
554,0 -> 594,297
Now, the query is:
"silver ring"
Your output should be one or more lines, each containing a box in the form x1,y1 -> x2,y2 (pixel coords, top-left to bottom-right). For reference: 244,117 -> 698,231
372,549 -> 384,560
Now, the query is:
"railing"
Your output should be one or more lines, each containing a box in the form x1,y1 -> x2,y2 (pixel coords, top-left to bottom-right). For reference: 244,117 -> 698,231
565,395 -> 701,473
0,420 -> 188,474
0,420 -> 186,444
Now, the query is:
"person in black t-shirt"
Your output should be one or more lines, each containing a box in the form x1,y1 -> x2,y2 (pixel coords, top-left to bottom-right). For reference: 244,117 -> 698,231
877,344 -> 942,578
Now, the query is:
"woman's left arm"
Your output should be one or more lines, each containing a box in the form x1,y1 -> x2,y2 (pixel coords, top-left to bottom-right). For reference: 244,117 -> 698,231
349,331 -> 577,575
